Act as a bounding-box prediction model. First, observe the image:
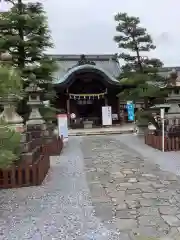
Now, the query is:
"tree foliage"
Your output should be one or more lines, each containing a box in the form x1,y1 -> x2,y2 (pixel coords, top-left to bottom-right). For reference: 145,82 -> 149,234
0,0 -> 57,95
0,64 -> 22,98
0,0 -> 58,119
114,13 -> 167,106
0,65 -> 22,169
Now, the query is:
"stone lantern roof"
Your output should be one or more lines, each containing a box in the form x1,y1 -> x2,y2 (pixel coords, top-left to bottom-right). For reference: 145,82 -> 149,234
25,83 -> 43,93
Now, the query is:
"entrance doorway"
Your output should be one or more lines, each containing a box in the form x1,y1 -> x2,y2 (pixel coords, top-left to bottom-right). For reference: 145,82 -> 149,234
76,98 -> 104,126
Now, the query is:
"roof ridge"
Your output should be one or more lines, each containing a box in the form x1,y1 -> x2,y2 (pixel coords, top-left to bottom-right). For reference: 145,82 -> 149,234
47,54 -> 118,61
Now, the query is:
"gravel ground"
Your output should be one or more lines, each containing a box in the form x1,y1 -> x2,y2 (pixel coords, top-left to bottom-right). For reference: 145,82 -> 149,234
1,135 -> 180,239
0,137 -> 120,240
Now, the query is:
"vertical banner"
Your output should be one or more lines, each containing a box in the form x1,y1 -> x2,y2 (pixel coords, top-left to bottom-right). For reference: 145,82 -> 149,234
57,114 -> 68,142
102,106 -> 112,126
126,101 -> 135,121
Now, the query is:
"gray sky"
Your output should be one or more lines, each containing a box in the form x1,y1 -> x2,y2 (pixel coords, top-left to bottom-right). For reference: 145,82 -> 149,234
1,0 -> 180,66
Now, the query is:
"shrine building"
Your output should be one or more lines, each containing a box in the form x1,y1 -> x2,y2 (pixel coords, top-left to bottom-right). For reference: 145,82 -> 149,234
51,54 -> 177,128
51,54 -> 127,128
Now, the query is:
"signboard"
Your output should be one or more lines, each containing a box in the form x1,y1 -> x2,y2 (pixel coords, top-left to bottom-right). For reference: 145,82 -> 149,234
57,114 -> 68,142
126,101 -> 135,121
102,106 -> 112,126
160,108 -> 165,119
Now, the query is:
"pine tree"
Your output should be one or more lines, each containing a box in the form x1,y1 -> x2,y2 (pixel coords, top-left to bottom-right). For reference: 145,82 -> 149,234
0,0 -> 58,119
114,13 -> 167,108
0,63 -> 22,169
0,0 -> 57,81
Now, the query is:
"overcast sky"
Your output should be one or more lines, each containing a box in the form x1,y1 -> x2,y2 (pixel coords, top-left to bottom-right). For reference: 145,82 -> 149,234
1,0 -> 180,66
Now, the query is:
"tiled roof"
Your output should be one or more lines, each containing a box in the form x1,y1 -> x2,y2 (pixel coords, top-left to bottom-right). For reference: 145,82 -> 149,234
49,54 -> 121,84
49,54 -> 180,85
159,67 -> 180,78
53,64 -> 120,85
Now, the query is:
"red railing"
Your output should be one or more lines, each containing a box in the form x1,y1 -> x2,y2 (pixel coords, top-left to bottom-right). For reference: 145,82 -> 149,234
144,133 -> 180,151
0,149 -> 50,189
42,137 -> 63,156
0,137 -> 63,189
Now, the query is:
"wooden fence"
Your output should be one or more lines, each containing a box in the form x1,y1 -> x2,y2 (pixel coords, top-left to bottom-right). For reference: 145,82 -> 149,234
42,137 -> 63,156
0,137 -> 63,189
0,147 -> 50,189
144,132 -> 180,151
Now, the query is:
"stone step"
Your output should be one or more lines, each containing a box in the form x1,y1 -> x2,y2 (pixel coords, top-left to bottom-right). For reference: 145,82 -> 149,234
68,129 -> 133,136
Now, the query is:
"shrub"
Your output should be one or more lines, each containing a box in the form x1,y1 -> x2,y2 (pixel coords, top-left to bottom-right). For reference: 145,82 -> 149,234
0,123 -> 21,169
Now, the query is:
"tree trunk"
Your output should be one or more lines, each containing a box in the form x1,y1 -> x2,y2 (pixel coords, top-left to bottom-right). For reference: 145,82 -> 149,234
17,0 -> 25,69
144,97 -> 149,109
135,47 -> 143,73
131,35 -> 143,73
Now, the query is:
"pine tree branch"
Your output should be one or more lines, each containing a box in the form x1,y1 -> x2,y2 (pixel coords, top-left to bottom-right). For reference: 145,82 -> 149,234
114,11 -> 166,118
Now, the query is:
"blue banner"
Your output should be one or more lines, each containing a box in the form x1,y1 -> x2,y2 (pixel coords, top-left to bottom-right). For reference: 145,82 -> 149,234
126,101 -> 135,121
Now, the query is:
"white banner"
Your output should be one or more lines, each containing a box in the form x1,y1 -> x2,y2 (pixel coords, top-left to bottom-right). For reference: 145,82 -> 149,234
57,114 -> 68,142
102,106 -> 112,126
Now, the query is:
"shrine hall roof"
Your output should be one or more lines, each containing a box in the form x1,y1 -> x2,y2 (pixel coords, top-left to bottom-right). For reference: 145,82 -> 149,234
49,54 -> 120,85
158,66 -> 180,78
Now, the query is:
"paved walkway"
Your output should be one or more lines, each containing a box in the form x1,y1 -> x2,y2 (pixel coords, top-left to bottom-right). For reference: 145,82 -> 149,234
1,135 -> 180,239
114,134 -> 180,176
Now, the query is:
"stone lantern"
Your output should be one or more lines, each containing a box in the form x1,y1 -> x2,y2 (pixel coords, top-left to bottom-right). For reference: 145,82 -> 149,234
0,52 -> 24,131
25,74 -> 45,126
0,95 -> 24,131
165,69 -> 180,125
0,52 -> 12,62
25,75 -> 50,144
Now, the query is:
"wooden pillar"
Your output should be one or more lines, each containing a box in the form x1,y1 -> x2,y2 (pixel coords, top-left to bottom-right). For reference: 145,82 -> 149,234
66,88 -> 70,126
104,96 -> 108,106
120,102 -> 125,124
117,97 -> 121,124
104,88 -> 108,106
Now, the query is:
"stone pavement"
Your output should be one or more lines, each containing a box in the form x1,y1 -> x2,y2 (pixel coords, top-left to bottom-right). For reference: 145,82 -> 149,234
1,135 -> 180,239
114,134 -> 180,176
81,135 -> 180,239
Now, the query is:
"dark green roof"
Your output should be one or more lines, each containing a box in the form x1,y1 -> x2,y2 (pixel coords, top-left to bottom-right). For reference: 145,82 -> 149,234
49,54 -> 180,85
159,67 -> 180,78
49,54 -> 121,85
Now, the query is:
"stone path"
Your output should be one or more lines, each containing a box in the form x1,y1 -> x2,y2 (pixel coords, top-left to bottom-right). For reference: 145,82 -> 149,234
1,135 -> 180,239
114,134 -> 180,176
81,135 -> 180,239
